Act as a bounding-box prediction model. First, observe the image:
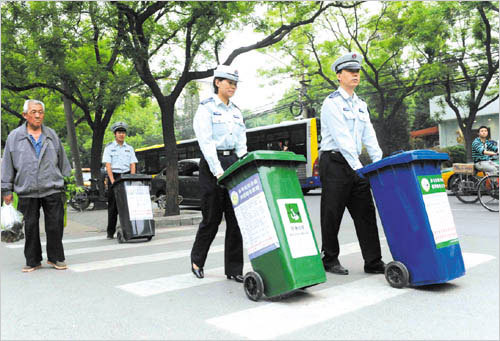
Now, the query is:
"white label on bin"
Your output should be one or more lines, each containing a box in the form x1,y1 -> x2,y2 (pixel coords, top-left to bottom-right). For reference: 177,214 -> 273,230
229,174 -> 279,260
277,198 -> 319,258
125,185 -> 153,220
418,175 -> 459,249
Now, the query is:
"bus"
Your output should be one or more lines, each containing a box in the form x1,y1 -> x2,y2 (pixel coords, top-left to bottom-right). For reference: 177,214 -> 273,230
135,118 -> 321,192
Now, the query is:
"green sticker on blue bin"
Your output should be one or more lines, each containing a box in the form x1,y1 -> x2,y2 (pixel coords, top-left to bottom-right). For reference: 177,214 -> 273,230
418,175 -> 459,249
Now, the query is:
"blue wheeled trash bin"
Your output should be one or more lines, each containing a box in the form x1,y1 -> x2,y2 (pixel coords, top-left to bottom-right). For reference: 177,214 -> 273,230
358,150 -> 465,288
112,174 -> 155,243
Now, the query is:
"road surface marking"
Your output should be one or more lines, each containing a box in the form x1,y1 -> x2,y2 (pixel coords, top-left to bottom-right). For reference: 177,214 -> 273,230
68,245 -> 224,272
4,225 -> 198,249
42,234 -> 224,257
205,252 -> 495,339
117,264 -> 252,296
115,241 -> 380,297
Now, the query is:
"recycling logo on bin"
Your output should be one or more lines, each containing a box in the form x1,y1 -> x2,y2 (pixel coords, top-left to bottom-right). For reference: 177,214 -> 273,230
285,203 -> 302,223
230,191 -> 239,206
277,199 -> 318,258
420,178 -> 431,193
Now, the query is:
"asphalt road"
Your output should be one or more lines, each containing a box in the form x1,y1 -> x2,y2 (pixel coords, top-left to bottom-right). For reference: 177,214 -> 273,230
1,190 -> 498,340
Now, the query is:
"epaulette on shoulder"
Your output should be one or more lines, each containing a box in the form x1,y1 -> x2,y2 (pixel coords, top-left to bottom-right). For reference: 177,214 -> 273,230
105,142 -> 114,147
328,91 -> 340,99
200,97 -> 215,105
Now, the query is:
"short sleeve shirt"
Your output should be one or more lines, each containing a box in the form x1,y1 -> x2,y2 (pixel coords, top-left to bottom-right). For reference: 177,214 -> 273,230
102,141 -> 138,173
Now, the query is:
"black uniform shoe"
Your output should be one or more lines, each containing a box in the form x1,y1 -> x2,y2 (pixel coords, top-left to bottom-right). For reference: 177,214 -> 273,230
324,263 -> 349,275
364,260 -> 386,274
226,275 -> 244,283
192,265 -> 204,279
106,234 -> 114,240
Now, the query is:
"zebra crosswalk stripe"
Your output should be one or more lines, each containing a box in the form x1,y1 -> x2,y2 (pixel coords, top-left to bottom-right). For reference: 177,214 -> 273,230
205,252 -> 495,339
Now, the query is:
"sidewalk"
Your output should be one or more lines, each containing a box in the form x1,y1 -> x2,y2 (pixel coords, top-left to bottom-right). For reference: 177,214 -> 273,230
60,206 -> 203,235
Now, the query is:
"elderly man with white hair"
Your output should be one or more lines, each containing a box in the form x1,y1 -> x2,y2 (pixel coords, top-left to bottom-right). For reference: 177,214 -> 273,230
1,99 -> 71,272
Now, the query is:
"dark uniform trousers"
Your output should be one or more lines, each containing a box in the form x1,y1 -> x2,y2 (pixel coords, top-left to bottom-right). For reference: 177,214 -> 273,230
319,152 -> 382,267
17,193 -> 65,267
190,153 -> 243,276
107,172 -> 129,236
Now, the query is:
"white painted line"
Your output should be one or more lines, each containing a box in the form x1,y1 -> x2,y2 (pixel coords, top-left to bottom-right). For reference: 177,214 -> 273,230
116,240 -> 383,297
5,225 -> 198,249
117,264 -> 252,297
44,234 -> 223,257
205,252 -> 495,339
463,252 -> 496,269
69,245 -> 224,272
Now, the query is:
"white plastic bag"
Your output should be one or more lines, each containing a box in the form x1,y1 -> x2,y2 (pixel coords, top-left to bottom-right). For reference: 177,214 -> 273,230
1,203 -> 24,243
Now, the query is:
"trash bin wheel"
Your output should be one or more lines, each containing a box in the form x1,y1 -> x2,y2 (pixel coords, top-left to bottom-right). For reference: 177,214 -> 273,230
243,271 -> 264,302
384,261 -> 409,288
116,229 -> 126,244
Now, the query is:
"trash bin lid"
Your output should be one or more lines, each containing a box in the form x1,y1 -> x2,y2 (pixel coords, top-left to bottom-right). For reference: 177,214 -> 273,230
218,150 -> 306,183
112,174 -> 152,187
358,149 -> 449,176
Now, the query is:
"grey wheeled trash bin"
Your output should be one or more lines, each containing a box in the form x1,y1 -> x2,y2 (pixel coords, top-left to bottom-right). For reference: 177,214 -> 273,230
112,174 -> 155,243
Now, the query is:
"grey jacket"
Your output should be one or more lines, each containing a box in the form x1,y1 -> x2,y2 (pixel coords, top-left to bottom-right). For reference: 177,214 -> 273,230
1,123 -> 71,198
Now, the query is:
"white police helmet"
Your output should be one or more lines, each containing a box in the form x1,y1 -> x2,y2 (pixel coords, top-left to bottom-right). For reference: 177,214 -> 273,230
213,65 -> 239,82
332,52 -> 363,73
110,121 -> 128,133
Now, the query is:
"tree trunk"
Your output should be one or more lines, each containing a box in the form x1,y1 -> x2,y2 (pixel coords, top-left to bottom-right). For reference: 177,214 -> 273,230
90,127 -> 106,192
463,122 -> 474,163
162,98 -> 180,216
62,82 -> 83,186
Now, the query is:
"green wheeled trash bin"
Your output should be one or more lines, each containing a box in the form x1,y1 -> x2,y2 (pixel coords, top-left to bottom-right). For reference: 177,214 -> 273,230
358,150 -> 465,288
218,151 -> 326,301
112,174 -> 155,243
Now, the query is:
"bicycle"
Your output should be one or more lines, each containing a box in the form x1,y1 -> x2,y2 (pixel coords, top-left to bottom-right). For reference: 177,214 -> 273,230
451,163 -> 498,212
477,173 -> 499,212
69,178 -> 108,211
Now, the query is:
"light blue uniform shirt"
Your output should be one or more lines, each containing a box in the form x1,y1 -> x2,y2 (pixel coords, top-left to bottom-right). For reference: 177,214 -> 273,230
102,141 -> 138,173
320,87 -> 382,170
193,94 -> 247,176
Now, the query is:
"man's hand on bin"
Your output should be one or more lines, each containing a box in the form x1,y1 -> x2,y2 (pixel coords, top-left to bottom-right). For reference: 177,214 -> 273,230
355,169 -> 366,179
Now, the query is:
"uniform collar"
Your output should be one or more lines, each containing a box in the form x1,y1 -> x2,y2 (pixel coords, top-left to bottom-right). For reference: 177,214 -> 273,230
112,140 -> 129,148
338,87 -> 358,102
212,93 -> 233,108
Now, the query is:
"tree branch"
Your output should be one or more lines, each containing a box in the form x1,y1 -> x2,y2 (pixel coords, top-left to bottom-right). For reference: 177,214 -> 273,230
223,2 -> 341,65
1,103 -> 24,120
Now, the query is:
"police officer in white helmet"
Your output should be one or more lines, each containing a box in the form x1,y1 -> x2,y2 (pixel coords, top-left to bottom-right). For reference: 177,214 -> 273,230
102,122 -> 138,239
319,52 -> 386,275
190,65 -> 247,283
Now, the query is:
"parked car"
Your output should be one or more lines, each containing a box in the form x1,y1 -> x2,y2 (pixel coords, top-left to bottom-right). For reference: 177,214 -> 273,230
151,159 -> 201,207
441,167 -> 456,190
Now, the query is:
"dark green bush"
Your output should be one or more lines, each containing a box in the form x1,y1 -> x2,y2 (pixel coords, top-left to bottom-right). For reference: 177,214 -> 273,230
432,144 -> 466,167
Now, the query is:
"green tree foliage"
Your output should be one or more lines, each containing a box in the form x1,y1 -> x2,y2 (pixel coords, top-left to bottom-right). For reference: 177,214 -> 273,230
427,2 -> 499,161
1,2 -> 145,180
115,1 -> 345,215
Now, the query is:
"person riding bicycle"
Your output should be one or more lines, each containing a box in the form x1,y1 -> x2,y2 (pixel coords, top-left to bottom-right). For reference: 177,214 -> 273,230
472,126 -> 498,175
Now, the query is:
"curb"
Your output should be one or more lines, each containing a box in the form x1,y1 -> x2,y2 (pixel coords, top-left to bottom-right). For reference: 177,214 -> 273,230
153,209 -> 203,228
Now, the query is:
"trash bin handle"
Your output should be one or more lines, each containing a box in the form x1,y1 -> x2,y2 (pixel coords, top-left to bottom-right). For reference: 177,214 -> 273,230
390,150 -> 405,156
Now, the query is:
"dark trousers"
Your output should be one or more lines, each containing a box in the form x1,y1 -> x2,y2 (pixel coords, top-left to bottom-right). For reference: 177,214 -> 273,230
17,193 -> 65,267
319,152 -> 382,267
190,154 -> 243,276
107,172 -> 128,236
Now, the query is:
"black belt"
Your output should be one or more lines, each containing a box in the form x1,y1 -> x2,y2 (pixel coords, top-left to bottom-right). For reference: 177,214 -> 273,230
111,171 -> 130,177
217,150 -> 235,156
